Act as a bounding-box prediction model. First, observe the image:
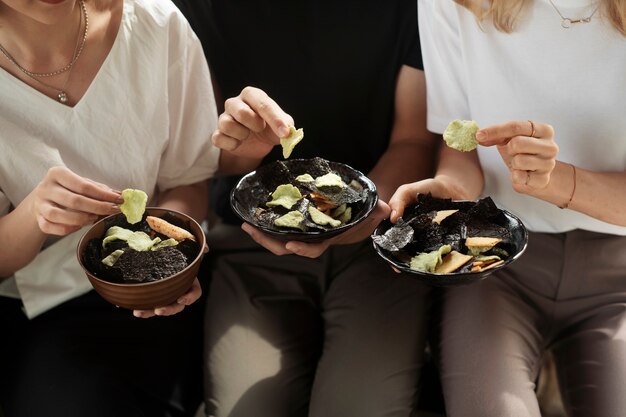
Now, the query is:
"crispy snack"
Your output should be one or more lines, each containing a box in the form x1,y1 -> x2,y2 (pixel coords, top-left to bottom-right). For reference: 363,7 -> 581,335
266,184 -> 302,209
465,236 -> 502,253
435,250 -> 473,274
146,216 -> 196,242
309,192 -> 338,212
119,189 -> 148,225
443,119 -> 480,152
433,209 -> 459,224
280,126 -> 304,159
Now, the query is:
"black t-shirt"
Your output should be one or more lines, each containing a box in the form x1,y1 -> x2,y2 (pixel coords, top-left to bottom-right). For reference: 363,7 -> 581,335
174,0 -> 423,223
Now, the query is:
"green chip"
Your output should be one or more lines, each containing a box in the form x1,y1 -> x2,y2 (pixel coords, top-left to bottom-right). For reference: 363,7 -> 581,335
443,119 -> 480,152
274,210 -> 306,230
102,226 -> 161,252
409,245 -> 452,273
266,184 -> 302,210
101,249 -> 125,267
151,238 -> 179,250
314,173 -> 345,189
295,173 -> 315,183
119,188 -> 148,224
308,206 -> 341,228
280,127 -> 304,159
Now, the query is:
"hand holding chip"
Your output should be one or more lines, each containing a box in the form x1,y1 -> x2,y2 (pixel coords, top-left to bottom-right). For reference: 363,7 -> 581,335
211,86 -> 295,160
476,120 -> 558,192
30,166 -> 122,236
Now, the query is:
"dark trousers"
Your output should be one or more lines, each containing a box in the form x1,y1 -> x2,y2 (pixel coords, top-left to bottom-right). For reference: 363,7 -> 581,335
203,224 -> 431,417
0,289 -> 205,417
438,230 -> 626,417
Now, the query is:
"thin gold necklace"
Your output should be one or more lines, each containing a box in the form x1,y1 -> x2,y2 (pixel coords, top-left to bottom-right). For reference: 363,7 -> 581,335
0,0 -> 88,103
547,0 -> 600,29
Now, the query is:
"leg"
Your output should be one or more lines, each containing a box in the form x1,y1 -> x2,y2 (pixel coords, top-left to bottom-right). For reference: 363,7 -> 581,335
309,243 -> 431,417
551,230 -> 626,417
439,278 -> 544,417
553,303 -> 626,417
204,227 -> 325,417
0,291 -> 204,417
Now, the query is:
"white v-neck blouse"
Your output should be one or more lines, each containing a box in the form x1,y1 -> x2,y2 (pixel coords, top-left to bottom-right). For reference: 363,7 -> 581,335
0,0 -> 220,318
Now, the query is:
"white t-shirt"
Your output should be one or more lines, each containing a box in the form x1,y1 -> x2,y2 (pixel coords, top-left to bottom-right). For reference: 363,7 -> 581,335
419,0 -> 626,235
0,0 -> 220,318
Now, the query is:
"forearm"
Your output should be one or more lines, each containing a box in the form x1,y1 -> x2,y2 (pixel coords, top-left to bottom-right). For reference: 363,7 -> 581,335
369,139 -> 438,202
434,145 -> 484,200
0,195 -> 47,278
157,180 -> 209,224
532,162 -> 626,226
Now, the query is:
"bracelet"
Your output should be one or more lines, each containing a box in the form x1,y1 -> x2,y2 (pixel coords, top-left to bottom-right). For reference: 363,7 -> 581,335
559,163 -> 577,209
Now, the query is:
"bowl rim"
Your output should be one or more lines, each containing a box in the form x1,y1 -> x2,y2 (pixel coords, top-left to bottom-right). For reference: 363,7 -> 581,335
371,201 -> 529,281
230,159 -> 379,240
76,207 -> 206,287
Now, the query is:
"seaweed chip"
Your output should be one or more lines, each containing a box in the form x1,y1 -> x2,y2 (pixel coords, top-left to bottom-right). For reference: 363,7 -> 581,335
443,120 -> 480,152
280,126 -> 304,159
119,189 -> 148,225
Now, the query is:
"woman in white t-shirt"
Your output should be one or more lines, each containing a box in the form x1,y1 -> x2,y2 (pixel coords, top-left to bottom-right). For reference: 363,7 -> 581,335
389,1 -> 626,416
0,0 -> 219,416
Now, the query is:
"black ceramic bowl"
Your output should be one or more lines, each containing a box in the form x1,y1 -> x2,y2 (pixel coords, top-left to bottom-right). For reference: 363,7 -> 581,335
230,158 -> 378,243
372,200 -> 528,286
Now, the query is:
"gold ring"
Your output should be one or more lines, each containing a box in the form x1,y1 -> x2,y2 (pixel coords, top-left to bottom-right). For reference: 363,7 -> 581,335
528,120 -> 536,138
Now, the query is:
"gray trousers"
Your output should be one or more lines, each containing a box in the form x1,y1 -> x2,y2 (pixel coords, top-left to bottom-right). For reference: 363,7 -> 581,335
439,230 -> 626,417
203,224 -> 430,417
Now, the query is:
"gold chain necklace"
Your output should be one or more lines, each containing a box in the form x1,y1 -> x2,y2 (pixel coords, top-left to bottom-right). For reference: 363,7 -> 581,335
0,0 -> 88,103
547,0 -> 600,28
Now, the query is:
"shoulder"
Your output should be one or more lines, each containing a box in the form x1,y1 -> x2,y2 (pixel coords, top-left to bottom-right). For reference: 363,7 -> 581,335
128,0 -> 192,33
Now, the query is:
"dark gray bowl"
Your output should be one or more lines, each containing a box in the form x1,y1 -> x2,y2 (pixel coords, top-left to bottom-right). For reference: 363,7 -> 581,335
372,201 -> 528,286
231,158 -> 378,243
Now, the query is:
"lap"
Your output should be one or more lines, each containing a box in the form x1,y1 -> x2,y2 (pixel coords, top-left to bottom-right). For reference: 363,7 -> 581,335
0,291 -> 204,417
438,278 -> 544,417
204,225 -> 431,417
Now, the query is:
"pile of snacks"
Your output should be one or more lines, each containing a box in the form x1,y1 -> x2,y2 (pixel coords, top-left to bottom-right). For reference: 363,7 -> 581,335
81,190 -> 200,284
236,157 -> 370,233
372,194 -> 515,274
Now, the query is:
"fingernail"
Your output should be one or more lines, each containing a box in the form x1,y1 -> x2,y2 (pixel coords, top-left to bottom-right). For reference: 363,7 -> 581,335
155,308 -> 166,316
390,210 -> 397,220
476,131 -> 486,141
111,204 -> 121,212
177,297 -> 187,305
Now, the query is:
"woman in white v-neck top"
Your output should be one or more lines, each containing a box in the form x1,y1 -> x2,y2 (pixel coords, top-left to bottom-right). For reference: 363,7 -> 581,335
389,0 -> 626,416
0,0 -> 219,415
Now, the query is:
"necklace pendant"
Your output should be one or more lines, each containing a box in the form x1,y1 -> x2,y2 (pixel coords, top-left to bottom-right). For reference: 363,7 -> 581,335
58,91 -> 68,103
561,18 -> 572,28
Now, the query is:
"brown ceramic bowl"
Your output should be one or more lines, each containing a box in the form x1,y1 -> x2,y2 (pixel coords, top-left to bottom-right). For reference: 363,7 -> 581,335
77,207 -> 205,310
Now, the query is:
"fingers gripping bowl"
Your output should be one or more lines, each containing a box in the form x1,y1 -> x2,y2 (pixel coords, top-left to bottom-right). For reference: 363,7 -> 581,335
372,194 -> 528,286
77,208 -> 206,310
230,157 -> 378,243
